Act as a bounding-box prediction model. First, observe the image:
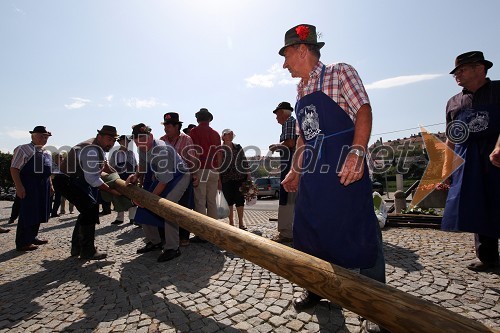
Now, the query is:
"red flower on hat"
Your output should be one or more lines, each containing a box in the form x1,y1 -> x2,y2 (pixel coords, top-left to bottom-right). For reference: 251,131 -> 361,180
295,25 -> 309,41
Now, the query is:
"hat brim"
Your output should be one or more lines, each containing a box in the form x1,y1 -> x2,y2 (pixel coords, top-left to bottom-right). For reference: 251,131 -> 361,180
450,59 -> 493,74
279,41 -> 325,56
97,130 -> 119,139
273,106 -> 294,114
29,131 -> 52,136
161,121 -> 183,125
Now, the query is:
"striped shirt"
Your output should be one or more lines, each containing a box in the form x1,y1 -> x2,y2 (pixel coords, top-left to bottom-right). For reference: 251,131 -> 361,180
280,115 -> 297,142
11,142 -> 51,170
297,61 -> 370,123
160,132 -> 194,167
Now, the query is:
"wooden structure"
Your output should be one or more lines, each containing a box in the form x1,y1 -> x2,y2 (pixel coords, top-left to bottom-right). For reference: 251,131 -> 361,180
110,178 -> 496,333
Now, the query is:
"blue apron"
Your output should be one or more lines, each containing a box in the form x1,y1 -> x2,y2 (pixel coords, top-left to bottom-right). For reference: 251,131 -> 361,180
293,66 -> 378,268
18,150 -> 52,226
442,103 -> 500,237
134,143 -> 185,228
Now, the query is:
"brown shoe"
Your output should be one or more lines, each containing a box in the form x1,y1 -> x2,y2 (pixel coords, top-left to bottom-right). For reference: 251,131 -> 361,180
33,239 -> 48,245
17,244 -> 38,251
467,261 -> 500,272
271,234 -> 293,243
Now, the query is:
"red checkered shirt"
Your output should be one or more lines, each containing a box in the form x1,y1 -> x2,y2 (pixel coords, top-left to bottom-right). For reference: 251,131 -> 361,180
297,61 -> 370,124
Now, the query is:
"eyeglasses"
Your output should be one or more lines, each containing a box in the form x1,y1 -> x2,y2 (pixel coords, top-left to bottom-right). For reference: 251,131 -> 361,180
453,64 -> 478,77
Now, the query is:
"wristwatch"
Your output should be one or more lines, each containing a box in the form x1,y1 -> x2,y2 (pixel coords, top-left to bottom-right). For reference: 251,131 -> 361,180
349,148 -> 365,158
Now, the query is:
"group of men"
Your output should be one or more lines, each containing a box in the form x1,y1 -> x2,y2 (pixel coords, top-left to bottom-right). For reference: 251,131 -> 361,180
4,23 -> 498,333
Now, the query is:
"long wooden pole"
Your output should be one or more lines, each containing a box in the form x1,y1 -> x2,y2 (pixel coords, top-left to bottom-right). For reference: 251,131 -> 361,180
110,179 -> 497,333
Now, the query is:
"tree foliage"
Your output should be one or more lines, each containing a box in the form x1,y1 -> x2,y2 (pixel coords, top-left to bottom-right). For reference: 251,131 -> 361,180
0,151 -> 14,192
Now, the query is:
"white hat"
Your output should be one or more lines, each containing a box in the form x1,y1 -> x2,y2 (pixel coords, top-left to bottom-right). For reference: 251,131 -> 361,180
221,129 -> 235,137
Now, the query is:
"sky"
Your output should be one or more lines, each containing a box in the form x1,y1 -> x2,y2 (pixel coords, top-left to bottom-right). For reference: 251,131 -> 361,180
1,0 -> 499,156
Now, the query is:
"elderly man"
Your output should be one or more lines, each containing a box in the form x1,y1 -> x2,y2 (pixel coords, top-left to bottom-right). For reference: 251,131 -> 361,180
442,51 -> 500,272
279,24 -> 387,333
269,102 -> 297,243
189,108 -> 222,220
127,123 -> 190,262
10,126 -> 53,251
52,125 -> 121,260
160,112 -> 198,246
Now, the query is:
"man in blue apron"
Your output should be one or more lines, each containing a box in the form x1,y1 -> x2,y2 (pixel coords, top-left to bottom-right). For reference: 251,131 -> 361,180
126,123 -> 190,262
10,126 -> 53,251
53,125 -> 122,260
442,51 -> 500,272
269,102 -> 297,243
279,24 -> 387,333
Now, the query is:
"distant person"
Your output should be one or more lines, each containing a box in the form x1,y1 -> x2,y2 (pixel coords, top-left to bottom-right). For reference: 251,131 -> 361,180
268,102 -> 297,243
127,123 -> 190,262
7,196 -> 20,224
109,134 -> 138,225
160,113 -> 198,246
50,153 -> 64,218
278,24 -> 387,333
10,126 -> 53,251
189,108 -> 222,221
219,129 -> 250,229
52,125 -> 122,260
442,51 -> 500,272
183,124 -> 196,135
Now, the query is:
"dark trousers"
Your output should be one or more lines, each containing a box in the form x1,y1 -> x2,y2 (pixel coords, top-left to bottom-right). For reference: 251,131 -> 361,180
51,191 -> 62,216
475,234 -> 499,263
15,222 -> 40,249
53,175 -> 100,257
10,196 -> 20,221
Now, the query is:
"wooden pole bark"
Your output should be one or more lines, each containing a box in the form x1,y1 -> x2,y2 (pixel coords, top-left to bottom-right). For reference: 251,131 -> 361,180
110,179 -> 497,333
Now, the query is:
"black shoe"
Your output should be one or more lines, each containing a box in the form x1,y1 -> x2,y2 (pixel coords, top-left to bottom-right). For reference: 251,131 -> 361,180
7,218 -> 15,224
111,219 -> 123,225
136,242 -> 162,254
292,290 -> 321,311
157,248 -> 181,262
70,248 -> 81,257
80,252 -> 107,260
51,213 -> 60,218
33,239 -> 48,245
362,319 -> 390,333
99,211 -> 111,216
129,219 -> 135,224
190,236 -> 207,243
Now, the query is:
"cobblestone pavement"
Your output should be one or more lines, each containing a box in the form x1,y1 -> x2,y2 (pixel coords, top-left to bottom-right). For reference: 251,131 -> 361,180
0,201 -> 498,332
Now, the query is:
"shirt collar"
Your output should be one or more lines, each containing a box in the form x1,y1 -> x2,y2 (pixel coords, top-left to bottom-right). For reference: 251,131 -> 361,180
298,61 -> 324,91
462,78 -> 491,94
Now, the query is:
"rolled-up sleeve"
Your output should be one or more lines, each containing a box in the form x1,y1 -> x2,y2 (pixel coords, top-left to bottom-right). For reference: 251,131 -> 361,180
78,146 -> 105,188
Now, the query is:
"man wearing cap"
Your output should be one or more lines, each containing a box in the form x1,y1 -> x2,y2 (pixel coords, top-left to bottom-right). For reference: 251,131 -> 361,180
279,24 -> 387,332
10,126 -> 53,251
269,102 -> 297,243
442,51 -> 500,272
160,112 -> 197,246
189,108 -> 223,222
109,134 -> 138,225
127,123 -> 190,262
52,125 -> 122,260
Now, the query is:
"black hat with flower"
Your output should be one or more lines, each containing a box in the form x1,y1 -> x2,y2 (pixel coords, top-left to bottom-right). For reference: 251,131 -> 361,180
279,24 -> 325,56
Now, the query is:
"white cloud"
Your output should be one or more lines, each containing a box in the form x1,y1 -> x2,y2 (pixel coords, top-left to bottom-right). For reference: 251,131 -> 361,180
124,97 -> 167,109
64,97 -> 91,109
6,130 -> 30,139
104,95 -> 114,102
245,63 -> 295,88
365,74 -> 443,90
13,5 -> 26,15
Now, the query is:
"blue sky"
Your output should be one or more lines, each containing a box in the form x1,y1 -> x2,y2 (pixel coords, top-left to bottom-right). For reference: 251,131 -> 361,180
1,0 -> 499,156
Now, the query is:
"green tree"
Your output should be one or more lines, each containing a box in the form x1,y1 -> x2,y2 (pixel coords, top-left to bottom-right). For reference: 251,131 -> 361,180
0,151 -> 14,192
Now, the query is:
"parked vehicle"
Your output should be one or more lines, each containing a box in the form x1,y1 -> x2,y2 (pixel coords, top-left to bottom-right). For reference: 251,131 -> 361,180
255,177 -> 280,199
